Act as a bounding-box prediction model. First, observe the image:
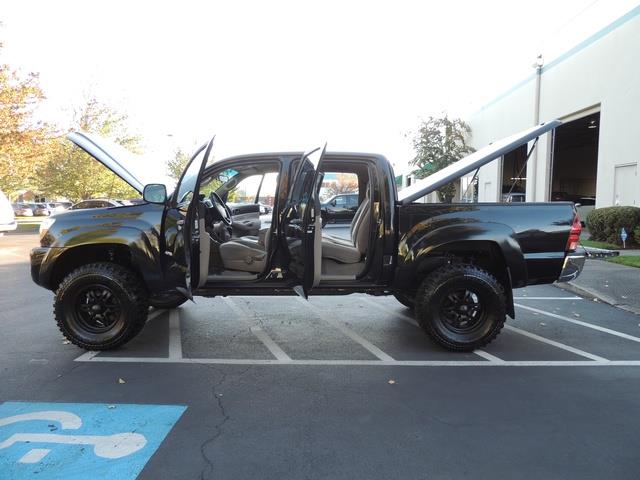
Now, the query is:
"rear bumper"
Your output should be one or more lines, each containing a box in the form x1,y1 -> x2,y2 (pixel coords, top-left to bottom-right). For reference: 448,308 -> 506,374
556,253 -> 586,283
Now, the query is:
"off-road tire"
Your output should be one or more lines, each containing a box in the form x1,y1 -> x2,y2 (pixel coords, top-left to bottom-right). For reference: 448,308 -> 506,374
54,262 -> 149,350
149,292 -> 188,309
393,291 -> 415,309
415,264 -> 506,351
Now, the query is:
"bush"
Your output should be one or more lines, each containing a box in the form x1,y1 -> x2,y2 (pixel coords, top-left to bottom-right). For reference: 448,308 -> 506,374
586,206 -> 640,246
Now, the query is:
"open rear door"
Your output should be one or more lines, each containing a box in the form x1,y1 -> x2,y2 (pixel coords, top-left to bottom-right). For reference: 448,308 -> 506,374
172,137 -> 215,299
280,145 -> 327,298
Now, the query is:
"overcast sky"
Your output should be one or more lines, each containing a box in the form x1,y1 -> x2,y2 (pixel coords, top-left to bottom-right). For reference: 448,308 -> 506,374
2,0 -> 638,173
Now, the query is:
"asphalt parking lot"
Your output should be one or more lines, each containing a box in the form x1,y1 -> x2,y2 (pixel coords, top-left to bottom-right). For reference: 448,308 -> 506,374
2,232 -> 640,479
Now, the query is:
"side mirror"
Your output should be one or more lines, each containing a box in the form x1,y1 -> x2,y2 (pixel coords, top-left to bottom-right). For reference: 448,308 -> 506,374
143,184 -> 167,204
330,200 -> 336,206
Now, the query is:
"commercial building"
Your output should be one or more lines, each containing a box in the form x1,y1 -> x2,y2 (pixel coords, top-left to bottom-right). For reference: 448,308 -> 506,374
467,5 -> 640,208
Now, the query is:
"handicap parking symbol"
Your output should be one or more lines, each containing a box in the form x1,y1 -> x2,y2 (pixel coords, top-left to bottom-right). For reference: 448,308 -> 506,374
0,402 -> 186,479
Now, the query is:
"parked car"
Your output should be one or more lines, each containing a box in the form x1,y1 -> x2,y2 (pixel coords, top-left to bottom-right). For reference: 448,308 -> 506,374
258,203 -> 272,215
69,199 -> 130,210
31,121 -> 584,353
501,192 -> 526,203
12,203 -> 34,216
321,193 -> 359,226
0,190 -> 17,234
30,203 -> 51,216
47,202 -> 72,214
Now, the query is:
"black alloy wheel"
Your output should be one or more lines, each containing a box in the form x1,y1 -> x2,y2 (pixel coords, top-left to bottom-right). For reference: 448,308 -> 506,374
415,264 -> 506,351
54,263 -> 149,350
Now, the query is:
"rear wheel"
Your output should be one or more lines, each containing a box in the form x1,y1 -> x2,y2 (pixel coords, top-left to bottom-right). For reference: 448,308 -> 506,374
149,292 -> 188,309
415,264 -> 506,351
54,263 -> 149,350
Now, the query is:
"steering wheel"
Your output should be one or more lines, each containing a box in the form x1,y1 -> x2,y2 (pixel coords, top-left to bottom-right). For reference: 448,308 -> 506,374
208,191 -> 233,226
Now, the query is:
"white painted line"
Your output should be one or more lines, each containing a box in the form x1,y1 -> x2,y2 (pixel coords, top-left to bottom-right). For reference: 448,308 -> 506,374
473,350 -> 505,363
74,350 -> 99,362
250,327 -> 292,362
19,448 -> 51,464
168,309 -> 182,360
73,355 -> 640,367
223,297 -> 292,361
299,297 -> 395,361
516,303 -> 640,344
360,298 -> 495,362
514,296 -> 582,300
73,309 -> 168,362
147,308 -> 169,322
504,324 -> 608,362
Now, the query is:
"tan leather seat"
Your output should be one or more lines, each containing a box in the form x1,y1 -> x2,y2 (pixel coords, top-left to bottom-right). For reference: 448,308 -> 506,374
321,193 -> 371,264
219,228 -> 270,273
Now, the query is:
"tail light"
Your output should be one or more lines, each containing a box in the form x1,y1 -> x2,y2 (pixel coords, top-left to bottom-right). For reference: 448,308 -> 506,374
566,212 -> 582,252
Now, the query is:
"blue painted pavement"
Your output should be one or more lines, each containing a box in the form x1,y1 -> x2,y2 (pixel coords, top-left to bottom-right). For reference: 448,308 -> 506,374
0,402 -> 186,479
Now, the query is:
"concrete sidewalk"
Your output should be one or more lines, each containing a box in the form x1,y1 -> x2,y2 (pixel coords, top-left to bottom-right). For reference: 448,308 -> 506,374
556,257 -> 640,315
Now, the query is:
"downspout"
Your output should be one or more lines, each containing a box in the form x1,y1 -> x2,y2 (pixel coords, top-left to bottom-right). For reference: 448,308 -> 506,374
530,55 -> 543,201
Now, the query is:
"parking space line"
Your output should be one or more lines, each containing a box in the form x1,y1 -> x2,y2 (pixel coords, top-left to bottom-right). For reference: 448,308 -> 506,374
299,298 -> 395,361
223,297 -> 292,361
514,296 -> 582,300
168,309 -> 182,359
74,350 -> 99,361
359,298 -> 497,362
249,327 -> 292,361
504,324 -> 608,361
473,350 -> 505,363
73,356 -> 640,367
516,303 -> 640,344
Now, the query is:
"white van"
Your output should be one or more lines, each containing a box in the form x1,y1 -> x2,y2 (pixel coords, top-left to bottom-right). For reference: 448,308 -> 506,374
0,189 -> 17,234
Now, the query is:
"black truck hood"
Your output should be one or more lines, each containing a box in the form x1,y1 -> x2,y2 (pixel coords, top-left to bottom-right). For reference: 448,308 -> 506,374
397,120 -> 561,204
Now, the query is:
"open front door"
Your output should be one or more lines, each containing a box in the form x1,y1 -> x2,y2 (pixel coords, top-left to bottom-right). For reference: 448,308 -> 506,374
280,145 -> 327,298
172,137 -> 215,299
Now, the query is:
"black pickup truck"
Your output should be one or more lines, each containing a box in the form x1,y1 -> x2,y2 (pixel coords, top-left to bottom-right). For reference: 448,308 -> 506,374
31,121 -> 585,352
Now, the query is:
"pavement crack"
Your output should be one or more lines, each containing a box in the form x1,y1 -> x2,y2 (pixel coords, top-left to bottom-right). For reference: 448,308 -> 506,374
198,364 -> 253,480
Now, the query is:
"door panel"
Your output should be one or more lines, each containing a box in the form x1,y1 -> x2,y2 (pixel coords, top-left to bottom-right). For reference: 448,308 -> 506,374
280,145 -> 326,297
169,137 -> 215,298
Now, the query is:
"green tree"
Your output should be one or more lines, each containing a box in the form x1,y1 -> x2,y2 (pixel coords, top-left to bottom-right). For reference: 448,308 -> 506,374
41,98 -> 141,201
410,115 -> 475,203
166,148 -> 190,180
0,43 -> 51,197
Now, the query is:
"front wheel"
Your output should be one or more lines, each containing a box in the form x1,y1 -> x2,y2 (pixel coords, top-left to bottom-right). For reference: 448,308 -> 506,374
54,263 -> 149,350
415,264 -> 506,351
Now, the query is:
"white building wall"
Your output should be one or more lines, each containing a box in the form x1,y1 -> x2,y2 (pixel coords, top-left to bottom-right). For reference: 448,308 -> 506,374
467,6 -> 640,207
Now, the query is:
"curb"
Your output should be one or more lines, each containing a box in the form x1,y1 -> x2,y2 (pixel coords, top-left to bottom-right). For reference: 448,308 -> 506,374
554,282 -> 640,316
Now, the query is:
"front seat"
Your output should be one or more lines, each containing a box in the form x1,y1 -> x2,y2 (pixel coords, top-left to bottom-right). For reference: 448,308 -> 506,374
320,192 -> 371,264
218,228 -> 270,273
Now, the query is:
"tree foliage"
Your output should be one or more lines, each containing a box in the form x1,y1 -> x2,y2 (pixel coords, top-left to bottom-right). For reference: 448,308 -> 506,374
410,115 -> 475,203
326,173 -> 358,197
166,148 -> 190,180
41,98 -> 141,201
0,45 -> 51,196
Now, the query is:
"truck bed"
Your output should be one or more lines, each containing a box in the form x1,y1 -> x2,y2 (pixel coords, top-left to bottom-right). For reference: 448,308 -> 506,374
396,202 -> 576,287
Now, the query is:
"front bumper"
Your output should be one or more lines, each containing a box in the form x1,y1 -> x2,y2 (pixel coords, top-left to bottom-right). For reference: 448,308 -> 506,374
556,253 -> 586,283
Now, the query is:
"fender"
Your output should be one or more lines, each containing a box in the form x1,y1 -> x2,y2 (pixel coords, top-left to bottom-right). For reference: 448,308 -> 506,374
395,220 -> 528,291
41,218 -> 166,292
